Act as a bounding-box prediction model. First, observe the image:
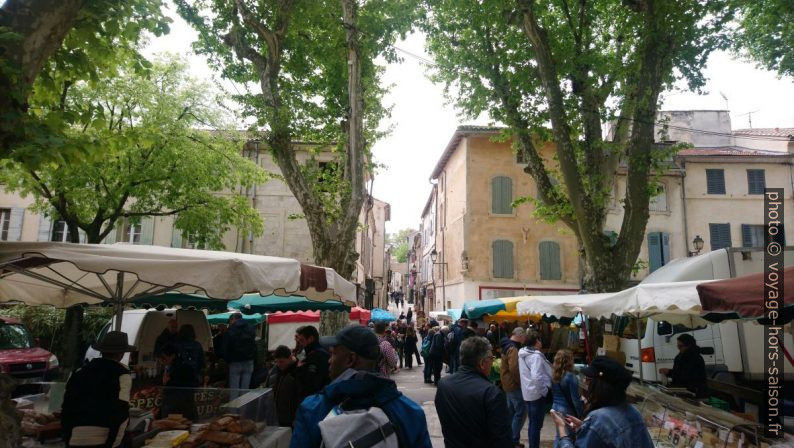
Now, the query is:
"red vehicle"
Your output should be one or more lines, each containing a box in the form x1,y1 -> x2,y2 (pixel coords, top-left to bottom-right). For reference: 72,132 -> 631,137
0,317 -> 59,382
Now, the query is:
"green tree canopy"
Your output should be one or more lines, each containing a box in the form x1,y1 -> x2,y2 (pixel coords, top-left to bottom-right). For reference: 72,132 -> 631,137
422,0 -> 732,291
732,0 -> 794,77
175,0 -> 418,277
0,54 -> 266,249
388,228 -> 417,263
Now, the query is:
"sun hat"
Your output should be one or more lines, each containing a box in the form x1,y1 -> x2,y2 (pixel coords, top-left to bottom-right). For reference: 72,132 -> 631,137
91,331 -> 137,353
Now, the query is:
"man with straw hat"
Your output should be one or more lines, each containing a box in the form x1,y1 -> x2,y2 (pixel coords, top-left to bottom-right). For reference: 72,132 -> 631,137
61,331 -> 136,448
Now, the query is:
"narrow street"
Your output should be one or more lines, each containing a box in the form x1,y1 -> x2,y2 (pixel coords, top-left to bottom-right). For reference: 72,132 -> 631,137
389,304 -> 556,447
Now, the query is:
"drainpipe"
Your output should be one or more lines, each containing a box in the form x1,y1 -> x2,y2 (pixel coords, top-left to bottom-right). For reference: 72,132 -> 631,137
679,160 -> 691,257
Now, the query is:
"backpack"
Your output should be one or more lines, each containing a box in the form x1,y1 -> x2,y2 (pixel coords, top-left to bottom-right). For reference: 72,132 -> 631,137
420,337 -> 432,358
319,406 -> 398,448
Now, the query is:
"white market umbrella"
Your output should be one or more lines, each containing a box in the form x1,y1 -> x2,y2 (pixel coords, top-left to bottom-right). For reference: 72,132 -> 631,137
0,242 -> 356,330
515,280 -> 711,380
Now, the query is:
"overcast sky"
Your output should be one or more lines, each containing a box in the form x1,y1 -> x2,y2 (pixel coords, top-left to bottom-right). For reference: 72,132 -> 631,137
146,5 -> 794,235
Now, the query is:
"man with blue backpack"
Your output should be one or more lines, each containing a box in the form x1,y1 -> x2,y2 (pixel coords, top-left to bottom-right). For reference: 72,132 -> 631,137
290,325 -> 432,448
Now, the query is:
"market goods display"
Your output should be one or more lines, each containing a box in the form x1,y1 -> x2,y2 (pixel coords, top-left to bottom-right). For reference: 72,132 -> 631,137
147,414 -> 260,448
20,410 -> 61,441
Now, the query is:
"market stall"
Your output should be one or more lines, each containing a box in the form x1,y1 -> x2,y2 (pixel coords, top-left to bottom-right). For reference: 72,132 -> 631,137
348,307 -> 371,325
265,310 -> 320,351
229,294 -> 350,314
206,312 -> 265,326
371,308 -> 396,322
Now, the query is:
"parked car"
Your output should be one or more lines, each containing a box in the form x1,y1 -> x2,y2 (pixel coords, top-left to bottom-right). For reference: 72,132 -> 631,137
0,316 -> 59,382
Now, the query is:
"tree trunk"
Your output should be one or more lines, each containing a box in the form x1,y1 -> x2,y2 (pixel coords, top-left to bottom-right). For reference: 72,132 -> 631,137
60,305 -> 84,374
0,0 -> 85,155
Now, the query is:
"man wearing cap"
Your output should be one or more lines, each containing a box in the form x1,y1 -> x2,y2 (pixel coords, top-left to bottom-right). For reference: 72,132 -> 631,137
290,325 -> 432,448
61,331 -> 136,448
500,327 -> 527,448
551,356 -> 653,448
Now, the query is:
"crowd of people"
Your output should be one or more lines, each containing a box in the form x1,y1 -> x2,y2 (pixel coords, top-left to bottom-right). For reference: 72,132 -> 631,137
57,309 -> 709,448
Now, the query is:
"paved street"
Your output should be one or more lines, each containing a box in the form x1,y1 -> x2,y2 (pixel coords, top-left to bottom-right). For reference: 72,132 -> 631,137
387,306 -> 557,447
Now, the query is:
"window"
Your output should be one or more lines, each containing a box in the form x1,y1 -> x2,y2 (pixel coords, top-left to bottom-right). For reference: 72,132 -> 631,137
120,221 -> 142,244
742,223 -> 786,247
747,169 -> 766,195
706,169 -> 725,194
0,209 -> 10,241
649,185 -> 668,212
538,241 -> 561,280
709,223 -> 732,250
741,224 -> 764,248
491,176 -> 513,214
647,232 -> 671,273
492,240 -> 514,278
51,221 -> 73,242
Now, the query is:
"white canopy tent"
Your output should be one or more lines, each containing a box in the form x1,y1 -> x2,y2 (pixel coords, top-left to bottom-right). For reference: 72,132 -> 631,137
515,280 -> 713,380
0,242 -> 357,330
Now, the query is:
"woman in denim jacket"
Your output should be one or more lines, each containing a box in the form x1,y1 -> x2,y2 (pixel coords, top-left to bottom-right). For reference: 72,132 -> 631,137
551,349 -> 584,447
551,356 -> 653,448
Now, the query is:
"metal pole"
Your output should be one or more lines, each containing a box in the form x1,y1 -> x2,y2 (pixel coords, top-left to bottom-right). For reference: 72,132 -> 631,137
636,313 -> 644,382
441,262 -> 446,311
114,272 -> 125,332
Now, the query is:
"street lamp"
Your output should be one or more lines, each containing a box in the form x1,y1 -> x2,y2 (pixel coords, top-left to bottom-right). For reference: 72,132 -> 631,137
690,235 -> 704,256
430,248 -> 447,311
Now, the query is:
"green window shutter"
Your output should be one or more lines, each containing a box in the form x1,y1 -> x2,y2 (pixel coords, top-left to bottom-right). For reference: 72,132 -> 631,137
539,241 -> 561,280
140,217 -> 155,245
37,215 -> 52,241
8,208 -> 24,241
747,169 -> 765,195
648,232 -> 662,273
491,176 -> 512,214
706,169 -> 725,194
492,240 -> 514,278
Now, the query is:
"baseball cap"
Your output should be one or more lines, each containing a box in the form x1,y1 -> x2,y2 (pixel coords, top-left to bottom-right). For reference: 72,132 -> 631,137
320,325 -> 381,360
581,356 -> 633,387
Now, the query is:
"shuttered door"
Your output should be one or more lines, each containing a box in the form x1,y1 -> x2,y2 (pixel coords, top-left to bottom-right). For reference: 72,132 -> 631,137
747,169 -> 766,195
37,216 -> 52,241
539,241 -> 561,280
706,169 -> 726,194
7,208 -> 24,241
661,232 -> 670,265
648,233 -> 662,273
709,223 -> 732,250
492,240 -> 514,278
491,177 -> 513,214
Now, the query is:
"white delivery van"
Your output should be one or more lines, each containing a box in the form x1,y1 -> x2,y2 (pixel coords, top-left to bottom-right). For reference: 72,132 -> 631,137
618,247 -> 794,386
85,309 -> 213,371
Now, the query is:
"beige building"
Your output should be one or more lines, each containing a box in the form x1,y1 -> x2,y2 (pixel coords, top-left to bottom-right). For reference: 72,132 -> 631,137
420,120 -> 794,310
0,141 -> 389,302
422,126 -> 580,311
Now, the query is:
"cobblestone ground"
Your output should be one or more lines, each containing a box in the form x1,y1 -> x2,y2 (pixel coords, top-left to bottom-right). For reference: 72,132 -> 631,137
388,302 -> 556,447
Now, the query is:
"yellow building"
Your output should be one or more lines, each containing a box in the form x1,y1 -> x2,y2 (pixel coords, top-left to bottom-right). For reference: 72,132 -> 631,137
422,125 -> 794,311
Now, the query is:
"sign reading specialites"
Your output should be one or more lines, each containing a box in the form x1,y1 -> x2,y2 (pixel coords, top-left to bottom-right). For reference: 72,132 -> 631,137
130,386 -> 228,420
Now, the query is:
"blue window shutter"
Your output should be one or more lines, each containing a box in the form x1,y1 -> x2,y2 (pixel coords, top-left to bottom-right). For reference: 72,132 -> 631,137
493,240 -> 514,278
741,224 -> 753,247
661,232 -> 670,265
648,233 -> 662,273
492,177 -> 512,214
706,169 -> 725,194
709,223 -> 732,250
747,170 -> 765,195
539,241 -> 561,280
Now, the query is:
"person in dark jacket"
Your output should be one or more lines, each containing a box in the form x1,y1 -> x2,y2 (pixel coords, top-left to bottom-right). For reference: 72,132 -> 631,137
403,326 -> 419,369
62,331 -> 136,448
264,345 -> 301,427
435,336 -> 513,448
290,325 -> 432,448
175,324 -> 205,383
294,325 -> 330,399
659,333 -> 708,397
154,319 -> 178,357
224,313 -> 256,390
429,326 -> 447,385
406,307 -> 413,324
158,343 -> 199,420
